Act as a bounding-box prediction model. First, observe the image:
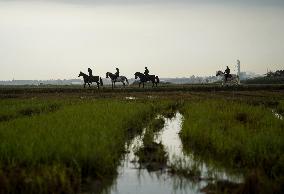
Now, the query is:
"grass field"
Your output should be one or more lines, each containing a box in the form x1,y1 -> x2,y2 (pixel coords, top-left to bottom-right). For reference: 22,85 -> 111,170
0,85 -> 283,193
0,98 -> 163,193
180,99 -> 284,193
0,99 -> 69,122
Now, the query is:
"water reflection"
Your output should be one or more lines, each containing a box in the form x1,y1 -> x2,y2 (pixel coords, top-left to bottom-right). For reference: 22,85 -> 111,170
100,112 -> 242,194
125,96 -> 137,100
272,110 -> 283,120
103,168 -> 206,194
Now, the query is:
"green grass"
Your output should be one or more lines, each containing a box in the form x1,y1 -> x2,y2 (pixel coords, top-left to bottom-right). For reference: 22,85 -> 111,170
0,99 -> 158,193
135,117 -> 168,171
181,100 -> 284,170
276,100 -> 284,116
0,90 -> 284,193
168,157 -> 202,181
180,99 -> 284,193
0,99 -> 68,122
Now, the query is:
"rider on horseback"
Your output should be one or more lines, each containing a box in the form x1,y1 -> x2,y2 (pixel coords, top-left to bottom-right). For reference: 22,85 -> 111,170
224,66 -> 230,81
115,68 -> 120,81
88,67 -> 93,82
144,67 -> 149,79
88,68 -> 93,77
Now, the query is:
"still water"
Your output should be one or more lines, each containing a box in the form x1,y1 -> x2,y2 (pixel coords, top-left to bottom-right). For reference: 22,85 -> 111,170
101,113 -> 242,194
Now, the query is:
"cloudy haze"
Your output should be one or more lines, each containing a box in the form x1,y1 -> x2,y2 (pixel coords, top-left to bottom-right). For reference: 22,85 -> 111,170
0,0 -> 283,80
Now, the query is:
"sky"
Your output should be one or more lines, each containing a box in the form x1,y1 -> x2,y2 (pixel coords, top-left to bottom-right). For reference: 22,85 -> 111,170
0,0 -> 283,80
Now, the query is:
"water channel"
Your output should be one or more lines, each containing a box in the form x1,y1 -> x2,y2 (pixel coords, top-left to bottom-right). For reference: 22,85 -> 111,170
100,112 -> 242,194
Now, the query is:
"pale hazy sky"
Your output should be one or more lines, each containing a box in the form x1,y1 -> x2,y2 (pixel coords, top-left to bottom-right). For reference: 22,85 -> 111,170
0,0 -> 283,80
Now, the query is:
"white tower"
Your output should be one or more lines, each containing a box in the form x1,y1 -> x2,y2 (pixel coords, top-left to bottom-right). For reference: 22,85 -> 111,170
237,59 -> 241,76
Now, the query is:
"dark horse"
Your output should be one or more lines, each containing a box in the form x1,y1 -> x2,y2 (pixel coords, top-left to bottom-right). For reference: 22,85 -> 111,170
134,72 -> 159,88
78,71 -> 103,89
106,72 -> 129,89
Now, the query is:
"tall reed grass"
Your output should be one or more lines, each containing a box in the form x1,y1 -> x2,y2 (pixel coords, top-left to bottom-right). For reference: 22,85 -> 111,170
0,99 -> 156,193
180,99 -> 284,192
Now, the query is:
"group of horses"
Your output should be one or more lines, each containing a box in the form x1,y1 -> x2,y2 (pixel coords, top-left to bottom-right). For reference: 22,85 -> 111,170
78,71 -> 160,89
78,69 -> 240,89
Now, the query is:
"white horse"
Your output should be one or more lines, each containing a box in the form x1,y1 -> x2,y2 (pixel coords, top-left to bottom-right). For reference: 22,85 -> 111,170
106,72 -> 129,89
216,70 -> 240,86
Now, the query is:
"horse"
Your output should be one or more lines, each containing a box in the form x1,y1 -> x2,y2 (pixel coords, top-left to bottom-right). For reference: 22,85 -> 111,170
216,70 -> 240,86
106,72 -> 129,89
134,72 -> 159,88
78,71 -> 103,89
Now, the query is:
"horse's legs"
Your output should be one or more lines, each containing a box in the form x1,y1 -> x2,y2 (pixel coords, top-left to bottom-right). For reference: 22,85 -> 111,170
139,82 -> 141,88
88,82 -> 91,87
84,83 -> 86,88
143,83 -> 145,88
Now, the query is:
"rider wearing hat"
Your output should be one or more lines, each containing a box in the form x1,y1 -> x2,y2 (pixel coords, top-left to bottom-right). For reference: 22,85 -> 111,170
224,66 -> 230,81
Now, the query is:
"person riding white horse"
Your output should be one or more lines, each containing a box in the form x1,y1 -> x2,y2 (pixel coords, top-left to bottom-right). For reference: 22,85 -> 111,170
106,70 -> 129,89
224,66 -> 230,81
216,68 -> 240,86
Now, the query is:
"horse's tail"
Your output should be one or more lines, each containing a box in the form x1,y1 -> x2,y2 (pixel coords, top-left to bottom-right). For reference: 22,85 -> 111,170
100,77 -> 103,86
156,76 -> 160,83
125,77 -> 129,85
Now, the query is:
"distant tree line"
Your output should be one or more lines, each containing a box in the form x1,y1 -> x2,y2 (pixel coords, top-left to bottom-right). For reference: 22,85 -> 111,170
243,69 -> 284,84
266,70 -> 284,77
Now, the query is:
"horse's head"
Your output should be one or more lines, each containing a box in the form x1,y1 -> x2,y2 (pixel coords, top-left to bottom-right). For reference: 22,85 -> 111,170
216,70 -> 223,76
106,72 -> 109,78
78,71 -> 83,77
134,72 -> 140,79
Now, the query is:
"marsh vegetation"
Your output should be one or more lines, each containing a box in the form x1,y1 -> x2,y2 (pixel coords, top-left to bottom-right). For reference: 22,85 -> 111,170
180,99 -> 284,194
0,86 -> 283,194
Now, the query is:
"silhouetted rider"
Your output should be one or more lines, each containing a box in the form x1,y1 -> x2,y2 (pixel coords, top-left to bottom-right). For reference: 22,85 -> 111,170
144,67 -> 149,77
115,68 -> 120,81
88,68 -> 94,82
224,66 -> 230,81
115,68 -> 120,77
88,68 -> 93,77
